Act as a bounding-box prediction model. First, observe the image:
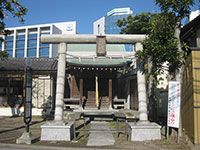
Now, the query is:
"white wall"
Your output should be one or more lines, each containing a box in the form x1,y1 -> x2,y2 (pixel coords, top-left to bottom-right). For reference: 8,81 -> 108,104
54,21 -> 77,34
189,10 -> 200,21
93,17 -> 105,34
156,62 -> 168,89
32,77 -> 52,108
51,21 -> 77,57
0,108 -> 50,116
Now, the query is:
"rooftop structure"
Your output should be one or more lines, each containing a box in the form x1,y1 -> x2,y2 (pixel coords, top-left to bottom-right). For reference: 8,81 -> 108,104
106,8 -> 133,16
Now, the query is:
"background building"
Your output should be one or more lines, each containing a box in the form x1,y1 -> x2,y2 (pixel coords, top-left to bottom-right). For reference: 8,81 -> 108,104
93,8 -> 133,52
0,21 -> 76,58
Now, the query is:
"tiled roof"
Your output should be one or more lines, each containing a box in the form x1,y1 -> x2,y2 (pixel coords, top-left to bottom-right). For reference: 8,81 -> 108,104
0,58 -> 57,74
67,58 -> 132,68
0,57 -> 132,75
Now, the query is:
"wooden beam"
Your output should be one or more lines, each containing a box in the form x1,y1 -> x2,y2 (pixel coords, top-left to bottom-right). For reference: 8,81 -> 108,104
70,76 -> 73,98
96,76 -> 99,107
109,79 -> 112,108
80,78 -> 83,108
7,79 -> 10,106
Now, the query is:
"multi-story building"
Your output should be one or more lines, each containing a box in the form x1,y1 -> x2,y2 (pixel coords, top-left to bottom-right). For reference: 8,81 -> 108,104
93,8 -> 132,34
93,8 -> 133,52
0,21 -> 76,58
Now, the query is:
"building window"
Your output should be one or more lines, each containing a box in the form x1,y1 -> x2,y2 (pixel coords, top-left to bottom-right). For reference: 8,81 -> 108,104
16,33 -> 25,58
98,24 -> 100,34
16,34 -> 25,40
27,48 -> 36,57
28,33 -> 37,39
5,35 -> 14,58
27,32 -> 37,57
39,31 -> 50,57
6,50 -> 13,57
15,49 -> 24,58
16,40 -> 25,48
40,47 -> 49,57
5,35 -> 14,41
5,41 -> 13,49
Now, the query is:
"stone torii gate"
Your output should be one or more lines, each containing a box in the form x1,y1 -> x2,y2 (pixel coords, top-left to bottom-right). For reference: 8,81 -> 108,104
40,34 -> 157,141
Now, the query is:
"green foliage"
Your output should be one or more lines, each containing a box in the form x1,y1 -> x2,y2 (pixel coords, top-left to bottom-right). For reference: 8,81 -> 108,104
0,50 -> 8,60
116,13 -> 155,34
155,0 -> 194,19
137,12 -> 183,78
182,41 -> 190,58
0,0 -> 27,34
0,0 -> 27,59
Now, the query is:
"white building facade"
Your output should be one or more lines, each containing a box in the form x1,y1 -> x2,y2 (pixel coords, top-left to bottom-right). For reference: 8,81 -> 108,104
0,21 -> 76,58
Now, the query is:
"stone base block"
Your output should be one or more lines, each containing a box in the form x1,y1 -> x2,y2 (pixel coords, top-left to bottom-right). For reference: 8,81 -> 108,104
40,121 -> 74,141
129,122 -> 161,141
16,132 -> 35,144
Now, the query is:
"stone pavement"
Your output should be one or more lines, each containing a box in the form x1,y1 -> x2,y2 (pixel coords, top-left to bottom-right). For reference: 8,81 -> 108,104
87,121 -> 115,146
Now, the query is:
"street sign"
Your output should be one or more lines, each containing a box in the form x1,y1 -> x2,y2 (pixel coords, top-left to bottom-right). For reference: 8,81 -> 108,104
167,81 -> 181,128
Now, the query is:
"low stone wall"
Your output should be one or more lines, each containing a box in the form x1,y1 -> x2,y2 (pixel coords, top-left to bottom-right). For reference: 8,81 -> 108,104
0,108 -> 51,116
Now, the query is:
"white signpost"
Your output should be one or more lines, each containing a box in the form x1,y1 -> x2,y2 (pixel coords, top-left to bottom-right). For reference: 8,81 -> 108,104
167,81 -> 181,142
168,81 -> 181,128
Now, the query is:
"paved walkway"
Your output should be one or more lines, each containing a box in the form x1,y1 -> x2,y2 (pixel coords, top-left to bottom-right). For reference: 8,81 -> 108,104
87,121 -> 115,146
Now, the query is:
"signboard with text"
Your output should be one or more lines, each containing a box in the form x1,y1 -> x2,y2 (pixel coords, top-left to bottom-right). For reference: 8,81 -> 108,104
167,81 -> 181,128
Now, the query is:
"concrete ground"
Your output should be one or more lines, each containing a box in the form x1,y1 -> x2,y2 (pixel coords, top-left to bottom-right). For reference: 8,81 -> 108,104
0,116 -> 197,150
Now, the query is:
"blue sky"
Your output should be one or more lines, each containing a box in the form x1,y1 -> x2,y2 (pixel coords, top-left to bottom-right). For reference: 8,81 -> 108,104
4,0 -> 199,34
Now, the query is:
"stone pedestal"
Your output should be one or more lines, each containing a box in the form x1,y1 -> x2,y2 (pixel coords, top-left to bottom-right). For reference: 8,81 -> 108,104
128,122 -> 161,141
40,121 -> 74,141
16,132 -> 35,144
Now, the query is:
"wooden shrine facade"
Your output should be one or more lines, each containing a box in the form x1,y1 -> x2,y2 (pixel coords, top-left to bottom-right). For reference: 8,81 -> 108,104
65,58 -> 132,109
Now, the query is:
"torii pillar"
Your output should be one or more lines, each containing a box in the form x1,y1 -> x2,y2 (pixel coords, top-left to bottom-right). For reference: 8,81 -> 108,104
40,42 -> 74,141
54,43 -> 67,121
128,42 -> 161,141
135,42 -> 148,122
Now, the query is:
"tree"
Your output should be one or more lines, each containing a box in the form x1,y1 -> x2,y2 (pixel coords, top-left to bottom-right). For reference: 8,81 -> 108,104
154,0 -> 195,137
0,0 -> 27,59
137,12 -> 181,80
155,0 -> 194,81
118,0 -> 195,83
